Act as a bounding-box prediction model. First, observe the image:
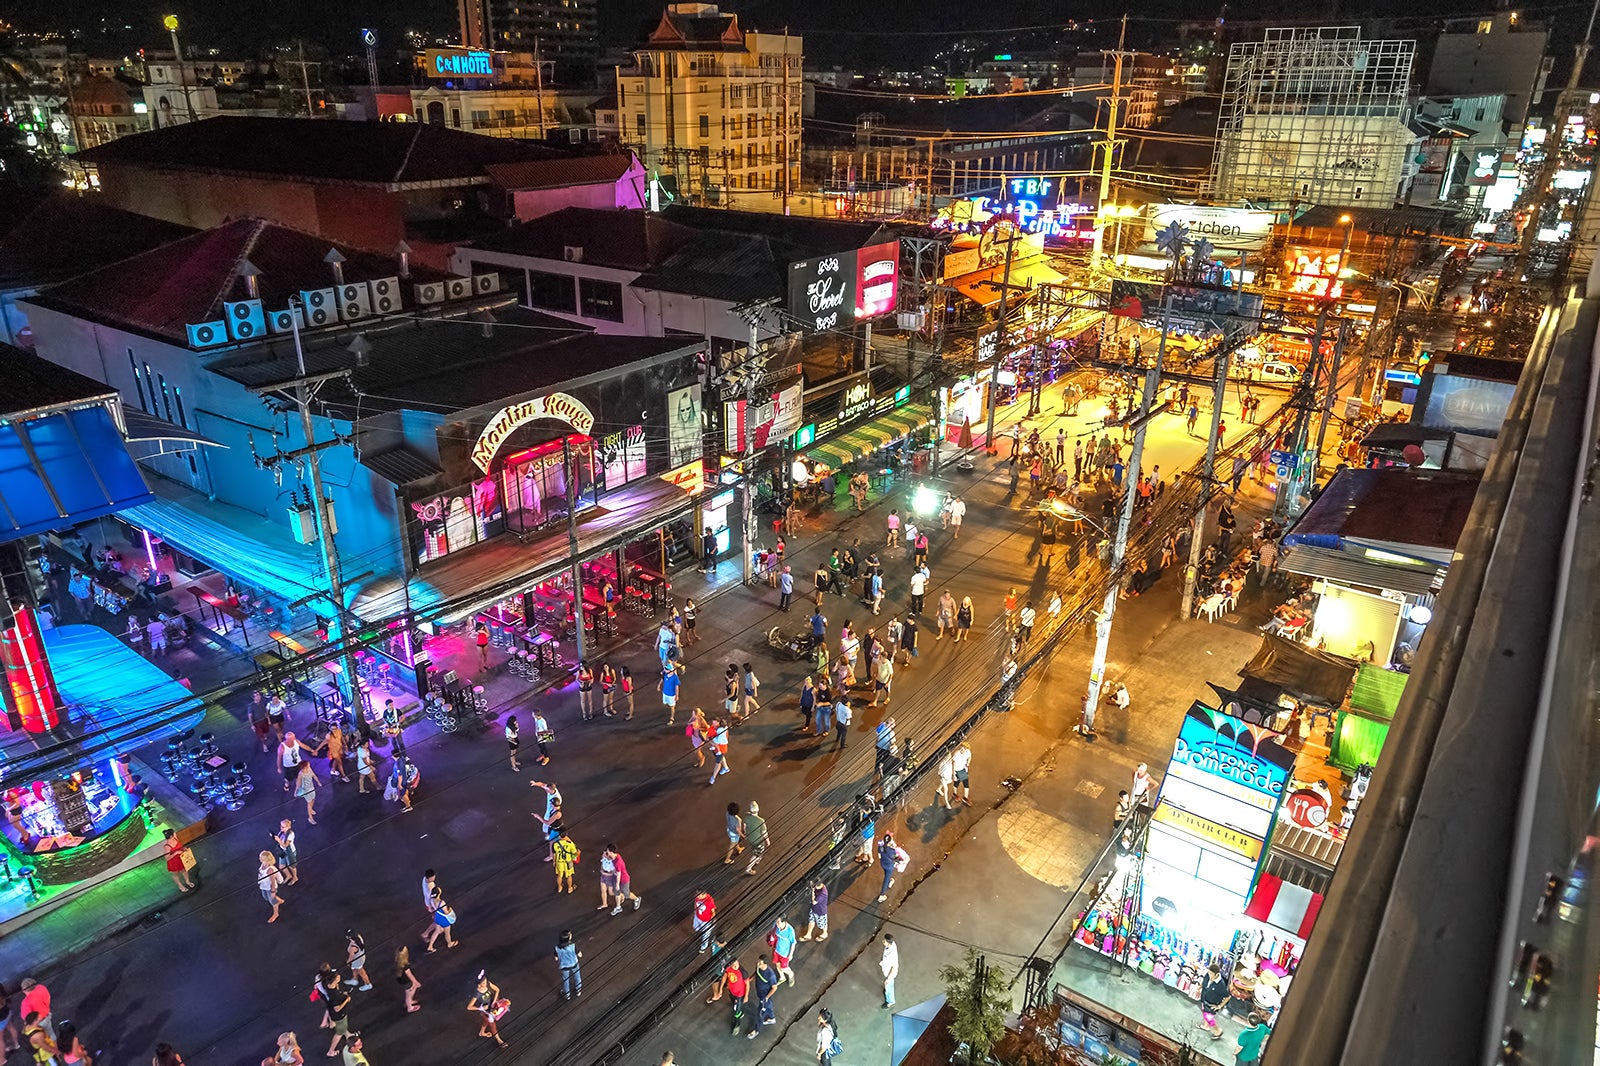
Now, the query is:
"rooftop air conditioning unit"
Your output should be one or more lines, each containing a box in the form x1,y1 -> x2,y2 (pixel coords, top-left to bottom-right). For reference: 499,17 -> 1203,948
223,298 -> 266,340
473,273 -> 501,295
185,320 -> 228,349
369,276 -> 401,314
445,277 -> 472,300
414,281 -> 447,305
299,287 -> 338,326
563,246 -> 584,262
337,281 -> 374,322
267,306 -> 304,334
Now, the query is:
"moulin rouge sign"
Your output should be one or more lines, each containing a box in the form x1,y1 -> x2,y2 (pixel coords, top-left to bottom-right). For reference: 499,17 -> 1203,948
471,392 -> 596,473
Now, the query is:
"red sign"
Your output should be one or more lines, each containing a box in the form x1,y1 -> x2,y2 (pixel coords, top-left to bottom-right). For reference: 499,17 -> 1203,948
855,242 -> 899,320
1,607 -> 62,732
1284,787 -> 1330,829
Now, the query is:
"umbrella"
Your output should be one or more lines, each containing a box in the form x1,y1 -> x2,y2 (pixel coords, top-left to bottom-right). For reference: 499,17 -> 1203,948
891,994 -> 948,1066
958,417 -> 975,449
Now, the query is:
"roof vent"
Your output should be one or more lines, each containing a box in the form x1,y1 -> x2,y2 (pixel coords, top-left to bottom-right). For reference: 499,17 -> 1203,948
324,247 -> 347,287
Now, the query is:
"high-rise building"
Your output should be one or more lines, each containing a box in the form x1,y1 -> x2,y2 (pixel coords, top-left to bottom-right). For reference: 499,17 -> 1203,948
457,0 -> 600,84
1209,26 -> 1416,208
616,3 -> 802,209
1427,12 -> 1550,130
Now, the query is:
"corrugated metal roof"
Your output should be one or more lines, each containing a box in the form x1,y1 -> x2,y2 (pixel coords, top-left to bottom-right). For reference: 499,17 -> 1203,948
485,154 -> 638,191
361,447 -> 444,485
0,342 -> 118,417
0,194 -> 196,291
1277,543 -> 1446,596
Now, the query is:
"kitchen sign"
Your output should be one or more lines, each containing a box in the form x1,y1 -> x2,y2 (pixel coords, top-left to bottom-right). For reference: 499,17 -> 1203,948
1147,204 -> 1276,252
471,393 -> 595,473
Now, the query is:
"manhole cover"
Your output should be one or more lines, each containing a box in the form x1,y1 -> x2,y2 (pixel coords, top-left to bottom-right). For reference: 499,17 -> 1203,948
1075,779 -> 1105,798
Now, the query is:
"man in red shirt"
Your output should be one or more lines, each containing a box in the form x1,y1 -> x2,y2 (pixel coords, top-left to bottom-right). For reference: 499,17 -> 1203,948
693,891 -> 716,953
722,959 -> 749,1036
18,978 -> 51,1041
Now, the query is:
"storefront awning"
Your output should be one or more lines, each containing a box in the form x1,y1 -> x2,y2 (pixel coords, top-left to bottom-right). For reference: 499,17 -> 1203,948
1239,634 -> 1358,706
949,258 -> 1067,309
1277,543 -> 1445,596
121,476 -> 331,611
121,409 -> 226,460
806,404 -> 932,468
0,406 -> 154,545
44,623 -> 208,752
1349,662 -> 1408,719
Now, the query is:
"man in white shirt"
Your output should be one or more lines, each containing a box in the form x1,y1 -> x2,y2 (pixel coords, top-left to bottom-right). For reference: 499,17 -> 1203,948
1017,602 -> 1036,646
948,496 -> 967,539
278,731 -> 308,792
880,934 -> 899,1007
908,569 -> 928,616
951,744 -> 972,805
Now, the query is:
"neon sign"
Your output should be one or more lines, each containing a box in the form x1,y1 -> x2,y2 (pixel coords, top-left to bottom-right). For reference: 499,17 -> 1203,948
972,178 -> 1092,238
1286,248 -> 1344,301
472,392 -> 595,472
429,49 -> 493,78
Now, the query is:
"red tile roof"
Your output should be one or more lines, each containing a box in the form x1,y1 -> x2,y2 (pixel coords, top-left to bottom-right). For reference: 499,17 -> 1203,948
485,152 -> 640,191
76,116 -> 571,187
29,218 -> 453,344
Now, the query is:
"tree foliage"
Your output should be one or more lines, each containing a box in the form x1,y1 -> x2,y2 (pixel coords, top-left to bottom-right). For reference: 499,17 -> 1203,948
939,948 -> 1013,1065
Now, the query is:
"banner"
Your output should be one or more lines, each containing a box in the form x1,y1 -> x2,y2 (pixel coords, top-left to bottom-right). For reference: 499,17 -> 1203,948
1147,204 -> 1276,252
724,382 -> 804,452
666,384 -> 702,466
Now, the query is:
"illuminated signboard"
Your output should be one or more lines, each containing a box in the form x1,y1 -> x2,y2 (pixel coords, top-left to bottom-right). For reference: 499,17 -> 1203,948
974,176 -> 1092,238
855,242 -> 899,320
426,49 -> 494,79
471,392 -> 595,472
788,244 -> 900,331
1286,247 -> 1344,301
1147,204 -> 1276,252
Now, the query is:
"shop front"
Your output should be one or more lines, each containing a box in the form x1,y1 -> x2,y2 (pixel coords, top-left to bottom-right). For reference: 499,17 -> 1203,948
1075,703 -> 1303,1029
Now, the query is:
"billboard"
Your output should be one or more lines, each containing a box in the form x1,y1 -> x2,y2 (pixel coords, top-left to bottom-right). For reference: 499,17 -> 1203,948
1420,375 -> 1515,436
425,48 -> 495,79
666,384 -> 703,467
788,244 -> 900,332
724,382 -> 804,452
1147,204 -> 1276,252
1107,281 -> 1263,338
1286,247 -> 1344,300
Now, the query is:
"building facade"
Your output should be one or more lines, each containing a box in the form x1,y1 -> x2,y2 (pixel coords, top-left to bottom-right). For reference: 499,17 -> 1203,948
457,0 -> 601,84
616,4 -> 802,210
1209,27 -> 1416,208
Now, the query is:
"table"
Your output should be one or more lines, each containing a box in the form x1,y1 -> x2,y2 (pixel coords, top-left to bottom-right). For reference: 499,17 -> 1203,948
631,568 -> 670,614
525,631 -> 562,671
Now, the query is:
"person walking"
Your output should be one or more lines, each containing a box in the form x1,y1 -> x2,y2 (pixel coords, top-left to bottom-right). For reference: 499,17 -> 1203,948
605,844 -> 642,914
817,1009 -> 841,1066
1131,762 -> 1155,806
908,567 -> 927,616
467,971 -> 508,1046
321,722 -> 348,782
1199,961 -> 1229,1039
163,828 -> 196,893
770,915 -> 798,985
799,880 -> 829,941
742,801 -> 770,875
708,719 -> 730,784
871,652 -> 894,707
659,662 -> 682,726
899,611 -> 919,663
798,676 -> 817,733
913,531 -> 929,569
529,710 -> 553,765
323,981 -> 355,1059
936,750 -> 956,809
751,957 -> 779,1035
552,829 -> 580,894
395,946 -> 421,1013
741,663 -> 761,718
272,819 -> 300,886
293,760 -> 322,824
722,801 -> 746,864
278,731 -> 310,793
693,891 -> 717,952
885,509 -> 901,548
420,869 -> 440,936
935,589 -> 956,639
877,832 -> 907,902
874,718 -> 897,778
955,596 -> 975,643
504,716 -> 522,772
257,850 -> 284,923
424,889 -> 458,951
260,1032 -> 302,1066
17,980 -> 52,1046
683,708 -> 708,767
354,738 -> 378,793
948,495 -> 966,538
813,688 -> 833,740
1055,427 -> 1066,465
681,596 -> 699,646
551,930 -> 584,1001
1074,438 -> 1085,480
952,743 -> 972,805
879,934 -> 899,1007
720,959 -> 749,1035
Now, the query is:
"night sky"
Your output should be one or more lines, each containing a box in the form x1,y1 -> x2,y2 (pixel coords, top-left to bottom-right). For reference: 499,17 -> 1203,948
5,0 -> 1580,68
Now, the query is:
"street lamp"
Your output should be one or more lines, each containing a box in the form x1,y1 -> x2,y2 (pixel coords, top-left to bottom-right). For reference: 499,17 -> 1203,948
162,15 -> 199,124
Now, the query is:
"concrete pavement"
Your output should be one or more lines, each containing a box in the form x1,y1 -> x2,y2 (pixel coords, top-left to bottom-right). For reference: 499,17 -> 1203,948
11,368 -> 1277,1066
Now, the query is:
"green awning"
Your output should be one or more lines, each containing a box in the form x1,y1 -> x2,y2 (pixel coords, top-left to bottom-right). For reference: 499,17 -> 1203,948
1350,663 -> 1408,720
805,404 -> 932,469
1331,710 -> 1390,771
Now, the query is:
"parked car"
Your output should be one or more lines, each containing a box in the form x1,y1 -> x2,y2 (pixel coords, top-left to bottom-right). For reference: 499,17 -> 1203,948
1253,360 -> 1301,386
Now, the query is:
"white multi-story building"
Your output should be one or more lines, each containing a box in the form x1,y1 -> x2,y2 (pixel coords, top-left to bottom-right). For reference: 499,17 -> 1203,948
616,3 -> 801,209
1210,27 -> 1416,208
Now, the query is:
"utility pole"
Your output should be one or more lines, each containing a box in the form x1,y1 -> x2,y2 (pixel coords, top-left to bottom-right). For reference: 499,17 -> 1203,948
1090,14 -> 1130,276
534,38 -> 547,139
731,300 -> 781,585
563,435 -> 586,663
1178,342 -> 1233,619
981,223 -> 1025,453
780,32 -> 792,215
289,41 -> 316,117
251,300 -> 364,705
1313,320 -> 1352,459
1085,297 -> 1169,727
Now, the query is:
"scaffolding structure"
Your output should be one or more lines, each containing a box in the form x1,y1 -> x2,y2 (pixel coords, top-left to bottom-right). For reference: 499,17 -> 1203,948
1209,27 -> 1416,207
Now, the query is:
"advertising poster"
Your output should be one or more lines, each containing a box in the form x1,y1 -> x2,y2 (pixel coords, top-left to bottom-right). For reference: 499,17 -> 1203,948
788,252 -> 857,333
724,381 -> 804,452
855,243 -> 900,320
1146,204 -> 1276,252
666,384 -> 703,467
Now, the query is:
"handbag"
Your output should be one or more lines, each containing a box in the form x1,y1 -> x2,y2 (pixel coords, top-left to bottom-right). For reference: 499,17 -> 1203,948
179,847 -> 197,871
490,997 -> 510,1021
537,729 -> 555,743
827,1036 -> 844,1057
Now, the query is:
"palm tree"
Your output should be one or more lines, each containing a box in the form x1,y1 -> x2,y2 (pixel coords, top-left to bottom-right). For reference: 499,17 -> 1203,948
1155,221 -> 1188,282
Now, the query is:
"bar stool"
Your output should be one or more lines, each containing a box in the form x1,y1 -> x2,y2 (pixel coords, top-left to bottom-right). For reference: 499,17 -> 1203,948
160,749 -> 182,778
471,685 -> 487,714
188,779 -> 211,810
185,747 -> 206,774
18,867 -> 39,903
231,761 -> 253,792
377,661 -> 392,692
0,854 -> 12,885
199,732 -> 218,757
223,777 -> 246,811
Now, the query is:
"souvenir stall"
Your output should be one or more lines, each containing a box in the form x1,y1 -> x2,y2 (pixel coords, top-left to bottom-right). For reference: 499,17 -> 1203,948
1073,704 -> 1302,1025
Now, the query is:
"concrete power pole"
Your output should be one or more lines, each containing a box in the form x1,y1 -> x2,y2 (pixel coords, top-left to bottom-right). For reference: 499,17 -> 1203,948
1090,15 -> 1131,276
